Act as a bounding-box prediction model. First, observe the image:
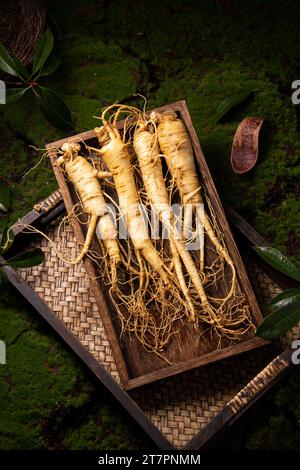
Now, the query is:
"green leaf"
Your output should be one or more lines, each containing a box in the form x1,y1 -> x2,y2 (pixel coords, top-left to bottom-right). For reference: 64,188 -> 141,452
215,90 -> 253,123
6,87 -> 29,104
6,248 -> 44,268
253,246 -> 300,282
0,42 -> 29,80
0,43 -> 24,78
270,288 -> 300,307
0,181 -> 11,212
256,298 -> 300,339
36,86 -> 73,130
32,29 -> 54,75
0,226 -> 14,255
38,53 -> 61,77
10,54 -> 30,81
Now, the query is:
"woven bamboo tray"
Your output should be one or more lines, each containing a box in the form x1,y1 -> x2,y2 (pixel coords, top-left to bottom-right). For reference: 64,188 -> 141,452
2,190 -> 298,450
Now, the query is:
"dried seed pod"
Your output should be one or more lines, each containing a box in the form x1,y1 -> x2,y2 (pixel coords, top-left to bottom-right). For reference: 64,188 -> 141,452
231,117 -> 264,174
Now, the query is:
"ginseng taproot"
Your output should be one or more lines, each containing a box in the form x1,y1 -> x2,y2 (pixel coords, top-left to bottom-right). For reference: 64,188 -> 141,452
56,142 -> 121,272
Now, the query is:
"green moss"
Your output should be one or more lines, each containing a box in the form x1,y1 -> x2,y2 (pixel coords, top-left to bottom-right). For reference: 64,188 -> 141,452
0,301 -> 88,449
51,36 -> 140,103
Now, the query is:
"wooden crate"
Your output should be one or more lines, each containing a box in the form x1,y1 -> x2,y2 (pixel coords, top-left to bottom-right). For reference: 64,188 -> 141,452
46,100 -> 267,389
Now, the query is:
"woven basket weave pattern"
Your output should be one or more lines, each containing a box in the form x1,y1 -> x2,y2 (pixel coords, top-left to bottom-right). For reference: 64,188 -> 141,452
19,222 -> 121,384
18,218 -> 298,448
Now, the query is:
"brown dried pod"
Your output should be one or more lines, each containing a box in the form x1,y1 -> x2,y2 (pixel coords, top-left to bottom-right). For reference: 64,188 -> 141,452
231,117 -> 264,174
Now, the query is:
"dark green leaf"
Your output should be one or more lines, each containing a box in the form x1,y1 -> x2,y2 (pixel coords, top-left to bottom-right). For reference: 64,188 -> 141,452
10,54 -> 30,81
38,53 -> 61,77
215,90 -> 253,123
0,226 -> 14,255
253,246 -> 300,282
270,288 -> 300,307
36,86 -> 73,130
0,43 -> 24,78
0,43 -> 29,80
256,298 -> 300,339
6,248 -> 44,268
0,181 -> 11,212
32,29 -> 54,75
6,87 -> 29,104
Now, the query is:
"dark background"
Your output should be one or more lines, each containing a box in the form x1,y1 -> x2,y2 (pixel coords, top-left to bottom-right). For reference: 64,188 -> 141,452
0,0 -> 300,449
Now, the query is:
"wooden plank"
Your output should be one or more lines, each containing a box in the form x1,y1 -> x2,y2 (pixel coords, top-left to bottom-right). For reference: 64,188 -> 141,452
12,208 -> 41,236
126,337 -> 269,390
0,260 -> 173,450
11,190 -> 64,237
46,101 -> 266,388
46,129 -> 97,150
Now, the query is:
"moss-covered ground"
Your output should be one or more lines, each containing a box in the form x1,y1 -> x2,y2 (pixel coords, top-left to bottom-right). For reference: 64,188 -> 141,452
0,0 -> 300,449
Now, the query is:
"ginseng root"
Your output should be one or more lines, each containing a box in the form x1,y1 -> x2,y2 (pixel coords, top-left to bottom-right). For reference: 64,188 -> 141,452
151,111 -> 253,338
152,111 -> 235,286
57,142 -> 121,272
90,118 -> 170,285
133,118 -> 210,322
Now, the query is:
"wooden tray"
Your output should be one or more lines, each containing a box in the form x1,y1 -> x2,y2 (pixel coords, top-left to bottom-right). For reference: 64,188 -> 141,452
46,101 -> 267,389
1,190 -> 298,449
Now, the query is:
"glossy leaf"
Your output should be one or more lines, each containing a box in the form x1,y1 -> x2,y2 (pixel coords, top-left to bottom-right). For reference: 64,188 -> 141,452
270,288 -> 300,307
6,87 -> 29,104
0,181 -> 11,212
253,246 -> 300,282
10,54 -> 30,81
0,226 -> 14,255
32,29 -> 54,75
215,90 -> 253,123
6,248 -> 44,268
36,86 -> 73,130
256,298 -> 300,339
0,43 -> 28,79
38,54 -> 61,77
